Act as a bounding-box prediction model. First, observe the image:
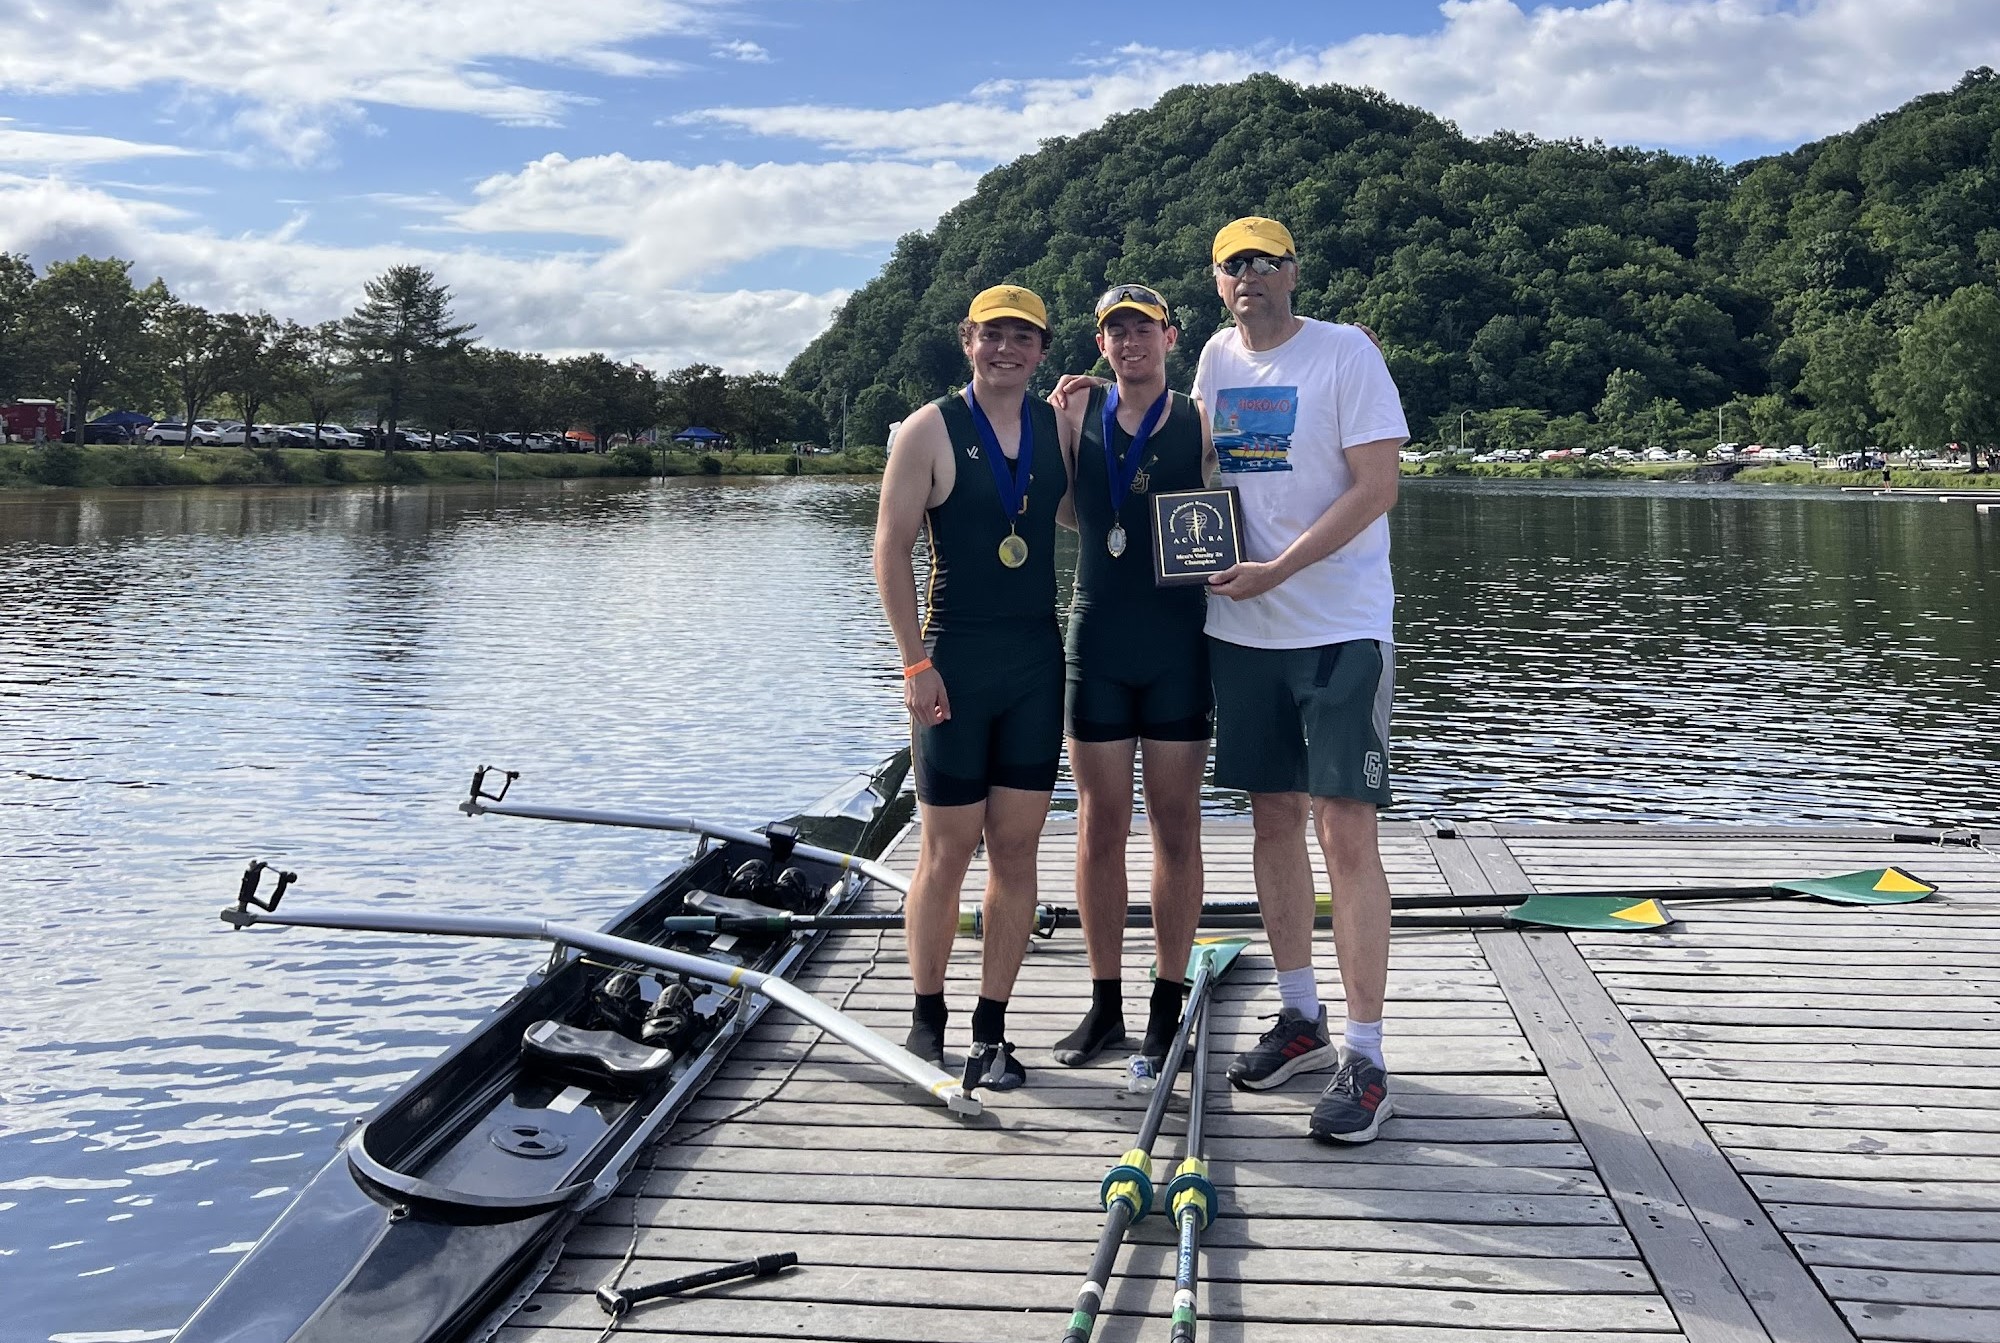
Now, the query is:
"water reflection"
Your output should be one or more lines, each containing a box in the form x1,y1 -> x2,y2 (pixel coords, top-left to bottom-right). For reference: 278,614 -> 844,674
0,475 -> 1993,1337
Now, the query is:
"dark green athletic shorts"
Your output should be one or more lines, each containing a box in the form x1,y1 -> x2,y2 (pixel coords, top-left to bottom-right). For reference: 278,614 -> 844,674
1064,619 -> 1212,743
1209,636 -> 1394,804
913,622 -> 1064,807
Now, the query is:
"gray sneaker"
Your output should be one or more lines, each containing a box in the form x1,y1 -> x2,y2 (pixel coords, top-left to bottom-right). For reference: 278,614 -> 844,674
1226,1006 -> 1339,1091
1309,1048 -> 1394,1144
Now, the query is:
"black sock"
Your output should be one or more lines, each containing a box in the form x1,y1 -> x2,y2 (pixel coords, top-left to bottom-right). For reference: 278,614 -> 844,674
1053,979 -> 1127,1065
971,995 -> 1008,1046
1142,977 -> 1188,1061
906,992 -> 948,1063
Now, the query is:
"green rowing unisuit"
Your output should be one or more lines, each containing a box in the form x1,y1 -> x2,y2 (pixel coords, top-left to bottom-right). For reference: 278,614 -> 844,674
913,391 -> 1068,806
1065,386 -> 1210,743
922,392 -> 1065,636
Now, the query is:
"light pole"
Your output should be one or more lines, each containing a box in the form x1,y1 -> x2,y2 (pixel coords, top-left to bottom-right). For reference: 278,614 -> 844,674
1457,409 -> 1470,454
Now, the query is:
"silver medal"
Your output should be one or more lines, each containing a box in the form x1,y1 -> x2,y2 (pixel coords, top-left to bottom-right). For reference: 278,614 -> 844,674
1107,524 -> 1127,557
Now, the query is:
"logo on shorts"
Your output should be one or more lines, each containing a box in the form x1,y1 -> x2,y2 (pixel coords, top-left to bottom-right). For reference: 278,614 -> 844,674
1363,751 -> 1384,790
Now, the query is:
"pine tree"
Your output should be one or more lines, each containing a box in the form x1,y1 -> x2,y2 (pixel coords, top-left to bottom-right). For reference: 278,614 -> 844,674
340,265 -> 474,451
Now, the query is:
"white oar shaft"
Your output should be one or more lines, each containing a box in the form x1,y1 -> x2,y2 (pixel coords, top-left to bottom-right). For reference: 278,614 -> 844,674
465,798 -> 911,895
230,905 -> 977,1117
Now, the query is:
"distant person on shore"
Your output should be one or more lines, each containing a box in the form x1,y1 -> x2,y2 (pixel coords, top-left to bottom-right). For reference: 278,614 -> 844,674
872,284 -> 1070,1093
1046,282 -> 1216,1082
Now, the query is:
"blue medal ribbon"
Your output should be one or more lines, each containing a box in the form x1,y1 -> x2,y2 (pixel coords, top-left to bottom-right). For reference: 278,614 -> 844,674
964,385 -> 1036,527
1101,386 -> 1169,519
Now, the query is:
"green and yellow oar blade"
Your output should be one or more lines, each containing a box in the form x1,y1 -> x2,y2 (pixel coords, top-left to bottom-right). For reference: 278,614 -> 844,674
1509,894 -> 1676,932
1772,867 -> 1936,905
1188,934 -> 1252,979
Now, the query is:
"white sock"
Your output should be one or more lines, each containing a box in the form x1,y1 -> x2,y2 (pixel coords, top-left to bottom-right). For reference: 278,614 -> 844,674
1344,1018 -> 1385,1068
1275,967 -> 1322,1023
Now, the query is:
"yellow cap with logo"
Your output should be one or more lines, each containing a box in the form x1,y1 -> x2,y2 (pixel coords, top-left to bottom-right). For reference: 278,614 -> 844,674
1211,216 -> 1296,264
966,284 -> 1049,331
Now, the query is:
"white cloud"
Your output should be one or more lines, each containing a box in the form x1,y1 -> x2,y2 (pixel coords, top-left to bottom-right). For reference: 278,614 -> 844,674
0,175 -> 844,372
714,39 -> 770,62
0,124 -> 198,167
446,153 -> 980,282
0,0 -> 727,155
694,0 -> 2000,159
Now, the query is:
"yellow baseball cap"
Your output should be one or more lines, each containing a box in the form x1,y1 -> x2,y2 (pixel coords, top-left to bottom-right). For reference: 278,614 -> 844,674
966,284 -> 1048,331
1094,282 -> 1170,327
1211,216 -> 1296,263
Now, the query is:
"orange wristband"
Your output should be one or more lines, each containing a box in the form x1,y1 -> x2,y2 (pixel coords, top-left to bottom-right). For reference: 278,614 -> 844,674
902,658 -> 933,678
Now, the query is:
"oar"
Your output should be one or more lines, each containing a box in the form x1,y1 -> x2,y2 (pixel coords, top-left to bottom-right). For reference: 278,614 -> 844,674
1165,965 -> 1220,1343
1186,896 -> 1676,933
1196,867 -> 1936,920
459,766 -> 912,895
1061,936 -> 1249,1343
220,864 -> 979,1117
665,894 -> 1675,939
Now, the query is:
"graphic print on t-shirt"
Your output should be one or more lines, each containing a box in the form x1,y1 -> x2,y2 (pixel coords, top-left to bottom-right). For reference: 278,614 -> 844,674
1212,387 -> 1297,473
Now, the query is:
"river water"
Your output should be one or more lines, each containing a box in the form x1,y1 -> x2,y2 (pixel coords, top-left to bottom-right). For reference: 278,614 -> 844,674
1,476 -> 1994,1340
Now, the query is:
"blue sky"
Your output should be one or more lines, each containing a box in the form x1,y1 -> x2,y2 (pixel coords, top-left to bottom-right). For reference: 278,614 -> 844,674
3,0 -> 1996,372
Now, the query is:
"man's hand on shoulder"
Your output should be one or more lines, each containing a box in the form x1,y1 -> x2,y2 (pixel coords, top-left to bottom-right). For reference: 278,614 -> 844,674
1048,373 -> 1107,412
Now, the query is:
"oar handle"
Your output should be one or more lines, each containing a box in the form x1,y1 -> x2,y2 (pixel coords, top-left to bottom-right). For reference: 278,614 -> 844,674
597,1250 -> 797,1315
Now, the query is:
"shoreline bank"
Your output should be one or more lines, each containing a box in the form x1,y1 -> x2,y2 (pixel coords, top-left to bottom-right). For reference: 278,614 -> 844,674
0,443 -> 889,492
0,441 -> 1989,493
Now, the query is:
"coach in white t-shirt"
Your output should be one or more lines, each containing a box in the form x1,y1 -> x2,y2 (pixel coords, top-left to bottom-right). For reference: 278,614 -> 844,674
1191,216 -> 1410,1145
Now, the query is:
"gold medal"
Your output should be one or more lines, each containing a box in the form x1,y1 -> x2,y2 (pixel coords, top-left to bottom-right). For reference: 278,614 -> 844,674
998,533 -> 1028,568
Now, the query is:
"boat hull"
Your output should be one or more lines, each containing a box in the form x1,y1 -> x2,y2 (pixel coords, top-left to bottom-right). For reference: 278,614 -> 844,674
175,753 -> 910,1343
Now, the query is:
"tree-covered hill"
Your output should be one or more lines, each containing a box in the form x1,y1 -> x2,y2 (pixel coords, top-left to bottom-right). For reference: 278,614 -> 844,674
788,69 -> 2000,455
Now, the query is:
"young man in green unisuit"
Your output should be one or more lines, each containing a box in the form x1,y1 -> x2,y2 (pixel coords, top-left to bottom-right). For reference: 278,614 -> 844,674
873,284 -> 1071,1094
1048,282 -> 1217,1084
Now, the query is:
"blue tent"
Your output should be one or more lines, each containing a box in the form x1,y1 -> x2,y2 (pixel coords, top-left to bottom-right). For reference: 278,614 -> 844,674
672,426 -> 726,443
90,409 -> 155,428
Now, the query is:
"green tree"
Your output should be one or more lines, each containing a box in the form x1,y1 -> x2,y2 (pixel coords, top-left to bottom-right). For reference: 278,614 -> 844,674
849,383 -> 904,449
558,353 -> 653,453
1594,368 -> 1651,444
470,347 -> 555,445
148,300 -> 230,446
1874,284 -> 2000,457
341,265 -> 474,451
1796,314 -> 1894,449
659,363 -> 730,441
0,252 -> 35,401
217,313 -> 301,443
293,321 -> 356,442
27,256 -> 154,440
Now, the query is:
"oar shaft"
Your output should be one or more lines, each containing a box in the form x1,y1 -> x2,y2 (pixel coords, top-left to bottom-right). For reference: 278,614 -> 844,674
223,904 -> 977,1116
1061,1204 -> 1134,1343
464,797 -> 911,895
1167,988 -> 1215,1343
1061,950 -> 1229,1343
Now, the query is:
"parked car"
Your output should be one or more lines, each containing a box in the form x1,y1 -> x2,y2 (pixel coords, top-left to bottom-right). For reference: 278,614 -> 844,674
144,420 -> 222,445
79,421 -> 133,443
1643,447 -> 1671,462
444,432 -> 481,450
213,422 -> 278,446
293,423 -> 363,448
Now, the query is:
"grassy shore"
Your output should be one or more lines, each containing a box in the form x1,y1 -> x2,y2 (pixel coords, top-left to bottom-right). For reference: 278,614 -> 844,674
0,442 -> 890,490
1399,459 -> 1998,489
2,441 -> 1987,493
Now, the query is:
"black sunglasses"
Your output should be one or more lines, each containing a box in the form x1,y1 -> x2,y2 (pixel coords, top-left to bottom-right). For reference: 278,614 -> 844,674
1215,254 -> 1291,278
1094,283 -> 1168,317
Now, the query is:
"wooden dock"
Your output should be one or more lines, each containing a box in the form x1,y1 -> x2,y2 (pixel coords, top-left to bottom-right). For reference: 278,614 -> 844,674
502,820 -> 1999,1343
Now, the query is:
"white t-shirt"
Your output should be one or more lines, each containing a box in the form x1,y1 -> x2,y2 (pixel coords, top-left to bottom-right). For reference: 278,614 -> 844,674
1191,318 -> 1410,649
